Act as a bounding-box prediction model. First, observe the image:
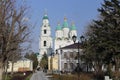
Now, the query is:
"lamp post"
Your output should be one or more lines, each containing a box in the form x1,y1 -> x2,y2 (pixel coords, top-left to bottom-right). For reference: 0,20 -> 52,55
72,35 -> 85,80
80,36 -> 85,44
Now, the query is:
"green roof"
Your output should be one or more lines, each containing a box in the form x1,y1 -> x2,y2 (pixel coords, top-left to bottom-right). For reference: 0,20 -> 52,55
56,24 -> 62,30
63,21 -> 68,28
43,15 -> 49,19
71,24 -> 76,30
62,17 -> 69,28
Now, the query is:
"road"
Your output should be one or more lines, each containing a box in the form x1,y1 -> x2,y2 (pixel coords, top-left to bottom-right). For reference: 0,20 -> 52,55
30,71 -> 49,80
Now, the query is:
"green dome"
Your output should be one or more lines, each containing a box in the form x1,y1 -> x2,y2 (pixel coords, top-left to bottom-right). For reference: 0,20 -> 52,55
71,24 -> 76,30
56,24 -> 62,30
63,21 -> 68,28
43,15 -> 49,19
62,17 -> 68,28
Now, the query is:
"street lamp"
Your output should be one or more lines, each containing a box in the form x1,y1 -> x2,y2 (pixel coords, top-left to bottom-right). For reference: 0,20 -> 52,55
72,35 -> 85,80
80,36 -> 85,43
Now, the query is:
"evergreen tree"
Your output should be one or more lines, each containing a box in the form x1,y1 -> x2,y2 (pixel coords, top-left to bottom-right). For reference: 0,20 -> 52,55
85,0 -> 120,78
39,53 -> 48,70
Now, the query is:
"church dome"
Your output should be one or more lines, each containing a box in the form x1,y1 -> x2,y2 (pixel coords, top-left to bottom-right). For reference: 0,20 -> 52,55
43,14 -> 49,20
63,17 -> 68,28
56,23 -> 62,30
70,23 -> 76,30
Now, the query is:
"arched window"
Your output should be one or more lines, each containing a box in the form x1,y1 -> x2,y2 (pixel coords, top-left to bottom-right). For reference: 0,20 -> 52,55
44,29 -> 47,34
44,41 -> 46,46
44,25 -> 46,27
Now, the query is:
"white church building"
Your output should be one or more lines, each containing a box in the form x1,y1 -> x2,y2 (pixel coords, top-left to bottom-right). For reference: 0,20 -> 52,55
38,13 -> 77,62
54,17 -> 77,50
38,13 -> 53,61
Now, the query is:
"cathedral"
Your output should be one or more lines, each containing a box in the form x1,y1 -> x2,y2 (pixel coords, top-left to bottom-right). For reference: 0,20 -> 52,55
54,17 -> 77,50
38,13 -> 77,61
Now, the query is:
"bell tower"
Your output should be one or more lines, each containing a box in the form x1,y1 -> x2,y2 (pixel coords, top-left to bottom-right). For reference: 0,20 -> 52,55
39,13 -> 52,61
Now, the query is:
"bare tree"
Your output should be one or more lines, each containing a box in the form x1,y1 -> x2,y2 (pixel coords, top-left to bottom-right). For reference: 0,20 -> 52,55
0,0 -> 31,79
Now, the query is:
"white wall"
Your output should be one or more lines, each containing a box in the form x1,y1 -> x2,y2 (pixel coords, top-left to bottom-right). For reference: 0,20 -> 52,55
7,60 -> 33,72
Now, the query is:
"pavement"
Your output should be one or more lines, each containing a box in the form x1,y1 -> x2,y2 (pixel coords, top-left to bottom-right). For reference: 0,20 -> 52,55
30,71 -> 50,80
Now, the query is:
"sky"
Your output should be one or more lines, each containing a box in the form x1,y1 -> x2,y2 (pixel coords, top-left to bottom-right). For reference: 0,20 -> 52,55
24,0 -> 103,52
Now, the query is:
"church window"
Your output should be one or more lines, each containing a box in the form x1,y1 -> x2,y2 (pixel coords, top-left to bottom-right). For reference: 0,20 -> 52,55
44,25 -> 46,27
44,41 -> 46,46
44,29 -> 47,34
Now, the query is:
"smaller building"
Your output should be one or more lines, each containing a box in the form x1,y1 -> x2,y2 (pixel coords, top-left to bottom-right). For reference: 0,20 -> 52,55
48,43 -> 85,73
48,54 -> 58,71
7,57 -> 33,72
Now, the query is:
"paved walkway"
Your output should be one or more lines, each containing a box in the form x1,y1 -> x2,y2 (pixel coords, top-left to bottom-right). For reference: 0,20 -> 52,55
30,71 -> 49,80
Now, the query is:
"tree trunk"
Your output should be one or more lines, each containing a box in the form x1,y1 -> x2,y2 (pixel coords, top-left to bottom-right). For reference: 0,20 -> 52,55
11,62 -> 14,76
107,63 -> 112,77
4,61 -> 8,80
0,68 -> 3,80
94,63 -> 103,80
115,58 -> 119,71
0,63 -> 4,80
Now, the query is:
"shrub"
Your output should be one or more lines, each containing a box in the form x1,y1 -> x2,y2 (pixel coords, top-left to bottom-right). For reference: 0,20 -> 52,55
11,71 -> 33,80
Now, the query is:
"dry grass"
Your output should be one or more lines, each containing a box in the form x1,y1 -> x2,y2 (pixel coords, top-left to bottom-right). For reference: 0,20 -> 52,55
52,73 -> 92,80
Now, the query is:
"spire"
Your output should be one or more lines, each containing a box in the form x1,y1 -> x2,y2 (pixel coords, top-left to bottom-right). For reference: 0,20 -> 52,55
70,21 -> 76,30
56,22 -> 62,30
64,16 -> 67,21
44,8 -> 47,15
71,21 -> 75,26
57,21 -> 60,25
43,9 -> 49,20
63,17 -> 68,28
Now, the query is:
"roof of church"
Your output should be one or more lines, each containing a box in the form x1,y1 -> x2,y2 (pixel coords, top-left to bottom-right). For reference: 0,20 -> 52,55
43,14 -> 49,20
56,23 -> 62,30
60,43 -> 82,49
62,17 -> 68,28
70,23 -> 76,30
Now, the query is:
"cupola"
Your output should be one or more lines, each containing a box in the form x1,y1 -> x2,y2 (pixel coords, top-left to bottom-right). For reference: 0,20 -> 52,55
63,17 -> 68,28
56,22 -> 62,30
